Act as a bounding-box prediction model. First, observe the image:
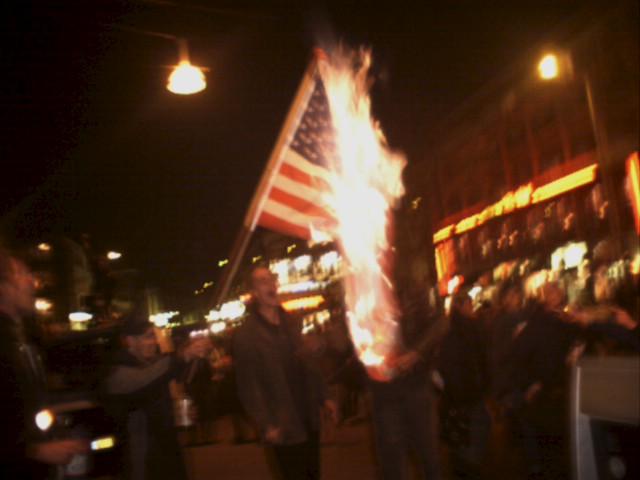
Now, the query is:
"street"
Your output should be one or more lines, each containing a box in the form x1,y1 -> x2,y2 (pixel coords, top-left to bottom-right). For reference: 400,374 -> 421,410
181,417 -> 378,480
179,413 -> 524,480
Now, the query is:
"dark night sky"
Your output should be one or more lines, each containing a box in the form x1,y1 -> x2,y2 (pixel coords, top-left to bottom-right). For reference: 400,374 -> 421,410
1,0 -> 601,302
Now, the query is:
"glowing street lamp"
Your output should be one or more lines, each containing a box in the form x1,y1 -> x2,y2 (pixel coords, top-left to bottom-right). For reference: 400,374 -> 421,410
167,61 -> 206,94
537,53 -> 559,80
167,39 -> 206,95
115,26 -> 206,95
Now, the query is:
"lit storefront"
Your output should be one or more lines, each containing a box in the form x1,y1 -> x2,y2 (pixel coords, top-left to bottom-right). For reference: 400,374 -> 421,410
432,151 -> 639,307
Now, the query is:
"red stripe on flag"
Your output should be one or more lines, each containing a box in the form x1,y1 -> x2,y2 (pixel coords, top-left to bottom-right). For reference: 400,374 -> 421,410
279,162 -> 331,192
258,211 -> 310,240
268,187 -> 333,221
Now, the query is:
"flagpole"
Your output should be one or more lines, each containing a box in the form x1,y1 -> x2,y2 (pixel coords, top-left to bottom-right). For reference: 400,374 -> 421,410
211,51 -> 322,307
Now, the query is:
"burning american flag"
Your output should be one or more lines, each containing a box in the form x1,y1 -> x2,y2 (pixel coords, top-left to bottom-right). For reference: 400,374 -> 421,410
247,48 -> 407,380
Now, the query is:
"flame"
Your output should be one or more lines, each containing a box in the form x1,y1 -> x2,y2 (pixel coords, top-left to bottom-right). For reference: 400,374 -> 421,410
318,48 -> 406,381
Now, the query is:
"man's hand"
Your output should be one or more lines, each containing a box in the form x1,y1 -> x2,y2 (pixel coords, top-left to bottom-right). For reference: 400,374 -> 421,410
431,370 -> 445,391
182,337 -> 212,362
27,439 -> 89,465
392,351 -> 421,373
323,399 -> 339,424
513,321 -> 527,338
525,382 -> 542,404
612,307 -> 637,330
264,426 -> 282,444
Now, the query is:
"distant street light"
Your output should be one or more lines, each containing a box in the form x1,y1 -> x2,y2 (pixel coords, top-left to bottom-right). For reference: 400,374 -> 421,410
107,251 -> 122,260
37,243 -> 51,252
69,312 -> 93,322
35,298 -> 53,313
537,53 -> 560,80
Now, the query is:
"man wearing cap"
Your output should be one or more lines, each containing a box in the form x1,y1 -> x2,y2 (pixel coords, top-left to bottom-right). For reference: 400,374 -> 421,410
102,312 -> 208,480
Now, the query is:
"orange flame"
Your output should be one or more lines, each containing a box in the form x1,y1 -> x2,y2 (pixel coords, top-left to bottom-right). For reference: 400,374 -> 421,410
317,48 -> 406,381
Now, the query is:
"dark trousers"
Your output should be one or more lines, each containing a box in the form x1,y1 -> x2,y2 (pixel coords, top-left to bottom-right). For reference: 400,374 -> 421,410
370,375 -> 441,480
508,403 -> 568,479
449,402 -> 491,479
272,431 -> 320,480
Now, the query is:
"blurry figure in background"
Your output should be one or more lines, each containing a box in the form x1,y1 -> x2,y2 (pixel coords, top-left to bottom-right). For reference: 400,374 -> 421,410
497,281 -> 579,479
101,312 -> 209,480
0,249 -> 88,478
182,333 -> 217,445
435,291 -> 490,480
206,334 -> 256,445
566,267 -> 639,354
368,280 -> 447,480
325,314 -> 366,425
217,340 -> 257,445
489,283 -> 527,401
233,266 -> 336,480
488,282 -> 532,477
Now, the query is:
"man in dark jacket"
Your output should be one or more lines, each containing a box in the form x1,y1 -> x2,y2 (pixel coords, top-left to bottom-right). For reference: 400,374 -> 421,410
436,291 -> 491,479
233,266 -> 336,480
0,249 -> 88,479
102,313 -> 208,480
490,282 -> 528,399
497,282 -> 580,479
368,284 -> 447,480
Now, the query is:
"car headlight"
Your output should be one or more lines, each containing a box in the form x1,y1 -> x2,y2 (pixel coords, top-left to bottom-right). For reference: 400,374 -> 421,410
35,409 -> 55,431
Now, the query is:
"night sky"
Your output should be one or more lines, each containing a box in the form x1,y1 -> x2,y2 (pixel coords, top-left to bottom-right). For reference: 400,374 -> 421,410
2,0 -> 600,302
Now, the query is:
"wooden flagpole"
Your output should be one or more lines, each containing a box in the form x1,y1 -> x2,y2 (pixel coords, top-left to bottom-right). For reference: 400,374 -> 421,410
210,52 -> 321,308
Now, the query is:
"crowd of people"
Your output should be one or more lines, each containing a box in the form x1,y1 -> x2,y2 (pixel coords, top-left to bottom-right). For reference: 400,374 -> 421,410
1,247 -> 638,480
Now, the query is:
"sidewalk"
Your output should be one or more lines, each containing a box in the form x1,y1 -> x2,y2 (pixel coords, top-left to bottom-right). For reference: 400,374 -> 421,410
181,415 -> 378,480
180,411 -> 532,479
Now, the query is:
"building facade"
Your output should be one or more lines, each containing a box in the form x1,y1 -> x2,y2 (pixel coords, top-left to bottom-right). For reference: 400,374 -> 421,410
407,1 -> 638,303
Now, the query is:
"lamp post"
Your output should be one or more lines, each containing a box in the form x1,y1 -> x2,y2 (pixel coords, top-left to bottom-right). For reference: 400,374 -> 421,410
537,51 -> 622,255
115,25 -> 207,95
166,38 -> 207,95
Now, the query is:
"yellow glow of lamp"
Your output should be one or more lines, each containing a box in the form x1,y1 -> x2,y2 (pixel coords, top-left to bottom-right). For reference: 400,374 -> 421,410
167,60 -> 206,95
538,54 -> 559,80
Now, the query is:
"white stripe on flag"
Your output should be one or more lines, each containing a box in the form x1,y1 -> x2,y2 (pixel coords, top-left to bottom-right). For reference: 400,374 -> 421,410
282,148 -> 332,182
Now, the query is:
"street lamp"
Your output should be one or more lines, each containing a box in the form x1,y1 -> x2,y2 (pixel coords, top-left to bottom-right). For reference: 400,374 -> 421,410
538,53 -> 560,80
115,26 -> 206,95
536,50 -> 621,254
167,39 -> 207,95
